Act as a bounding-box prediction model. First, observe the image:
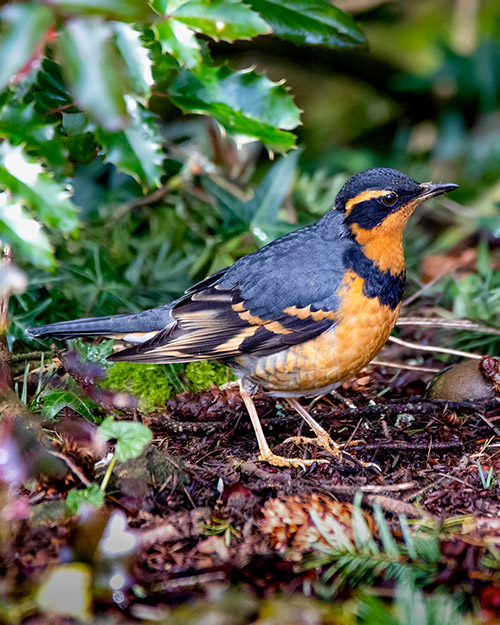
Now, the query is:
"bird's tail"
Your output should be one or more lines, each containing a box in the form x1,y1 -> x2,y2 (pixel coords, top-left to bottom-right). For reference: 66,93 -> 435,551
26,304 -> 174,343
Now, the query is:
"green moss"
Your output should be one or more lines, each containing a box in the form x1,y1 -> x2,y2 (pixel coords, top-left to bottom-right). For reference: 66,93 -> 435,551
101,361 -> 235,411
101,362 -> 178,412
185,361 -> 235,391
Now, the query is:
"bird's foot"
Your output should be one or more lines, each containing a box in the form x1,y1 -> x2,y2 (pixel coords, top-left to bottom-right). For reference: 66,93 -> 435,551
257,448 -> 329,468
283,432 -> 343,460
284,433 -> 381,473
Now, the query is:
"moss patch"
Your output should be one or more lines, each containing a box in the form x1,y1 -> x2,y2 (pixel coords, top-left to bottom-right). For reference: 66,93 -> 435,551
101,361 -> 235,412
185,361 -> 235,390
101,362 -> 177,412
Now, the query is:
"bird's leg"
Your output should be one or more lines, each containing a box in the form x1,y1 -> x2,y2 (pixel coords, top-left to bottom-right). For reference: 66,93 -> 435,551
239,380 -> 328,468
285,397 -> 380,471
284,397 -> 343,460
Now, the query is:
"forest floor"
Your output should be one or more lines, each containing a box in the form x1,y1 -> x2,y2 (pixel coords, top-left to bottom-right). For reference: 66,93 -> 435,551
3,328 -> 500,624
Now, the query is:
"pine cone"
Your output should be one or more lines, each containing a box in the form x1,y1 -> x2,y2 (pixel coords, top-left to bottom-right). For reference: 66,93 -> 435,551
261,493 -> 375,560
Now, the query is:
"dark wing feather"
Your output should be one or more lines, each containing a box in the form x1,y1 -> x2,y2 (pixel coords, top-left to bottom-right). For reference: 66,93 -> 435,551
109,210 -> 349,364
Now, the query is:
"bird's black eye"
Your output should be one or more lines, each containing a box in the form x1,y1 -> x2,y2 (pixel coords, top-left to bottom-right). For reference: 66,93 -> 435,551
381,192 -> 398,207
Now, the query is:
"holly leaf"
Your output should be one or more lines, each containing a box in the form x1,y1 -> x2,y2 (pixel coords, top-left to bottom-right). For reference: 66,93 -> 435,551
0,142 -> 79,234
156,19 -> 202,67
172,0 -> 271,41
0,101 -> 67,167
48,0 -> 155,22
0,195 -> 55,270
0,3 -> 54,91
98,418 -> 152,462
57,18 -> 128,131
96,98 -> 163,188
112,23 -> 154,96
169,65 -> 300,151
245,0 -> 365,48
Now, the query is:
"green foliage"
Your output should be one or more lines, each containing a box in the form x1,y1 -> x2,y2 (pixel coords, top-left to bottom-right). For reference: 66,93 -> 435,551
98,417 -> 153,462
66,483 -> 105,514
40,387 -> 99,421
245,0 -> 365,48
305,498 -> 440,599
185,360 -> 234,390
101,359 -> 233,409
101,362 -> 178,411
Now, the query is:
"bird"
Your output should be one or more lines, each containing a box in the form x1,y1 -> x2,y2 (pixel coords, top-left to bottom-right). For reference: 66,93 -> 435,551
27,168 -> 459,468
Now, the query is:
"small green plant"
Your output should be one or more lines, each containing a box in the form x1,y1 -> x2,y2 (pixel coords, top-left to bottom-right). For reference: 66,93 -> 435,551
66,417 -> 152,514
200,517 -> 241,547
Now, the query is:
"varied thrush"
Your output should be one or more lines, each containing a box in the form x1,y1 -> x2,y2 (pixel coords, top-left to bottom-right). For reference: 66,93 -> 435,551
28,168 -> 458,468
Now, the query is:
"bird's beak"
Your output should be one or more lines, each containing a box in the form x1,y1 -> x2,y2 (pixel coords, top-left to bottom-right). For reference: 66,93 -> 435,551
418,182 -> 459,199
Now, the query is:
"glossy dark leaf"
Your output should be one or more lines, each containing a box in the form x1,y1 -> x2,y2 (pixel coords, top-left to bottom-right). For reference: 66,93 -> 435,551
41,387 -> 98,421
0,195 -> 55,270
172,0 -> 270,41
0,3 -> 54,91
48,0 -> 155,22
57,19 -> 128,131
0,142 -> 79,234
112,23 -> 154,95
169,65 -> 300,151
156,19 -> 202,67
245,0 -> 365,48
0,101 -> 67,167
96,99 -> 163,188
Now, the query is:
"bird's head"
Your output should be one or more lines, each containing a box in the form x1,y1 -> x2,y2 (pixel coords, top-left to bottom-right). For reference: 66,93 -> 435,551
335,168 -> 458,272
336,167 -> 458,236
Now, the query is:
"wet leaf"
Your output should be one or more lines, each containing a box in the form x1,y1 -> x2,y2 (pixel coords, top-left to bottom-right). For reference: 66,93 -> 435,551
245,0 -> 365,48
0,3 -> 54,91
97,98 -> 163,188
112,22 -> 154,96
57,18 -> 128,131
0,101 -> 66,167
169,65 -> 300,151
0,195 -> 55,270
41,388 -> 99,421
172,0 -> 271,42
0,142 -> 78,233
156,18 -> 202,67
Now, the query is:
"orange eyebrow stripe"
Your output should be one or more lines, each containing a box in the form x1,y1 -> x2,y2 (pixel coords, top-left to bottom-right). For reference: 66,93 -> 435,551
344,189 -> 387,216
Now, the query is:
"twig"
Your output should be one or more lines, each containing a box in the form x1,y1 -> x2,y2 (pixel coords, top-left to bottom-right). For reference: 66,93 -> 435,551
110,180 -> 176,226
350,440 -> 464,452
402,271 -> 449,307
475,412 -> 500,438
397,317 -> 500,337
388,335 -> 483,359
11,351 -> 52,363
371,359 -> 440,374
49,450 -> 92,487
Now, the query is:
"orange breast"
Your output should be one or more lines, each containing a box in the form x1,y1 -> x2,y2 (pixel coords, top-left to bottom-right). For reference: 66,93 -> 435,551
232,271 -> 401,396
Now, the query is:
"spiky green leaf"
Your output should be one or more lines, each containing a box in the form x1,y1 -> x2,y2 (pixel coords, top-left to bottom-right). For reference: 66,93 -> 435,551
0,3 -> 54,91
0,142 -> 78,233
57,19 -> 128,131
97,98 -> 163,188
172,0 -> 271,41
0,195 -> 55,270
245,0 -> 365,48
169,65 -> 300,151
